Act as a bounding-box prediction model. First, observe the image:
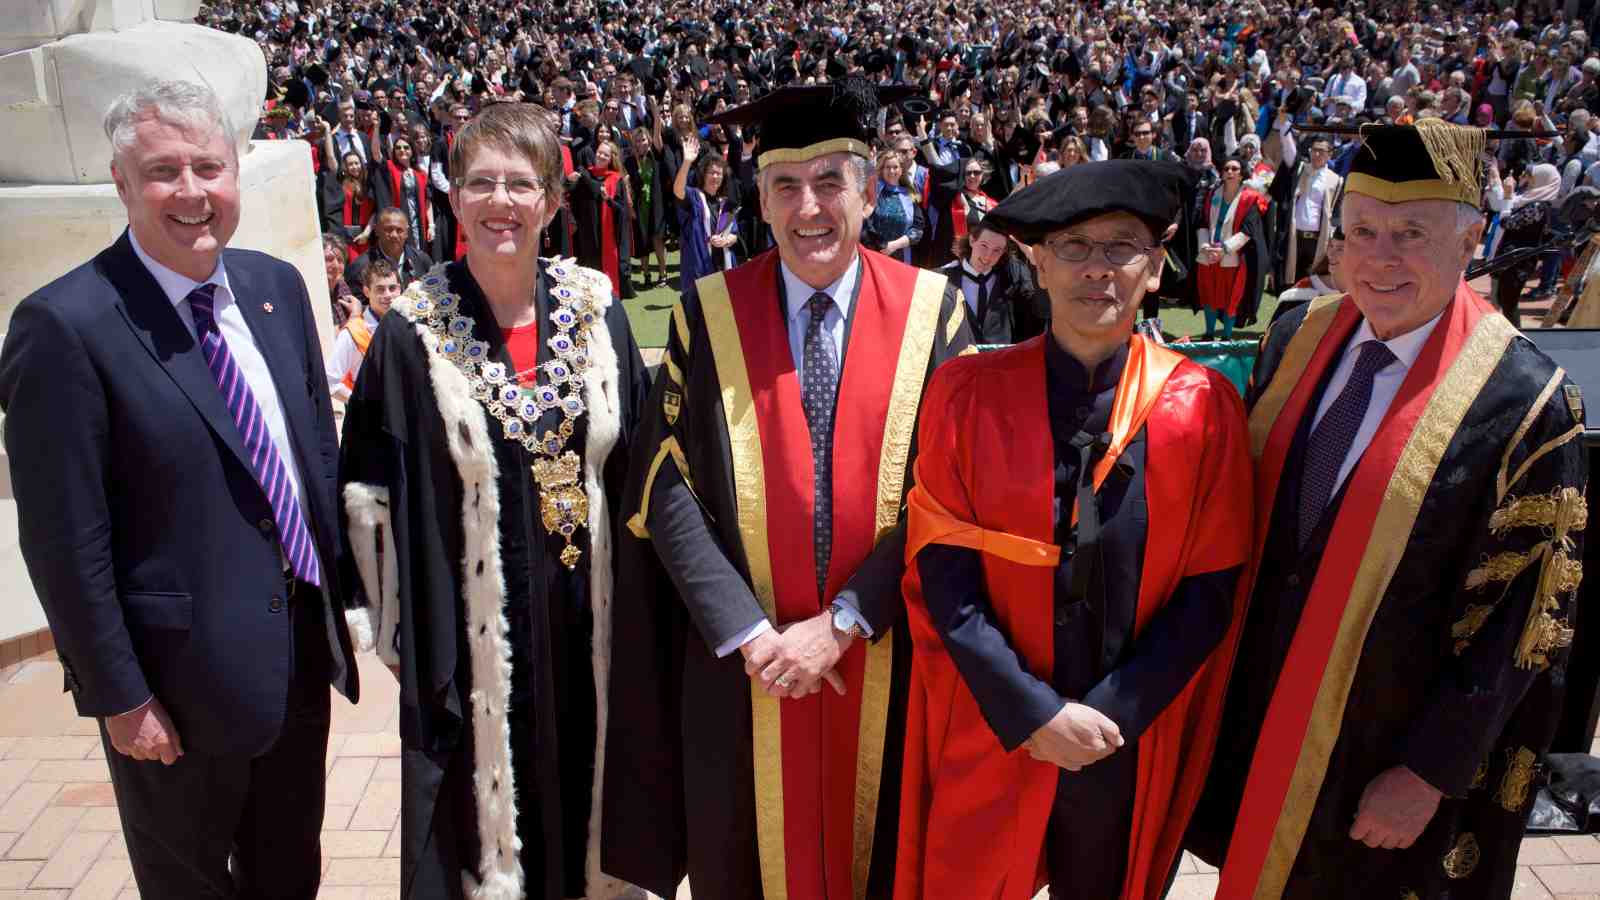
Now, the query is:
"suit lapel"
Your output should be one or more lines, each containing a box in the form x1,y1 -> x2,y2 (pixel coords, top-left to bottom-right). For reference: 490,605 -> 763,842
103,234 -> 255,477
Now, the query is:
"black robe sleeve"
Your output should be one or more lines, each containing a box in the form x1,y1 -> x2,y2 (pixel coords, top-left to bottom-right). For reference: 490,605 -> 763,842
1401,381 -> 1588,797
918,545 -> 1066,750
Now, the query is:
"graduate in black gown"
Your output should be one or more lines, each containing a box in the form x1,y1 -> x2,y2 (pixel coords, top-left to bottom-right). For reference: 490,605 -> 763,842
337,103 -> 651,900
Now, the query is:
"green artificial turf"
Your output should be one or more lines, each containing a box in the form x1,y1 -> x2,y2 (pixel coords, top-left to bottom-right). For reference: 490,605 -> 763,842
615,250 -> 1280,349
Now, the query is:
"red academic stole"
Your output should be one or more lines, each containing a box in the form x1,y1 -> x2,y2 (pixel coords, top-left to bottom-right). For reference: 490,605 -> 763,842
1219,284 -> 1519,899
342,184 -> 375,261
894,335 -> 1253,900
697,248 -> 949,900
384,160 -> 431,243
588,166 -> 623,296
950,189 -> 997,240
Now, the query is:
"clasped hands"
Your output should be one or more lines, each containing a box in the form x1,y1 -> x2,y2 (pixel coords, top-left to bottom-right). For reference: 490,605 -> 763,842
1024,702 -> 1124,772
740,612 -> 851,700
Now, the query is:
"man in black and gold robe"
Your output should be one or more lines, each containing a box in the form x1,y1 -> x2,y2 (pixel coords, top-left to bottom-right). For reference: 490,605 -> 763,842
1188,121 -> 1588,899
600,79 -> 973,899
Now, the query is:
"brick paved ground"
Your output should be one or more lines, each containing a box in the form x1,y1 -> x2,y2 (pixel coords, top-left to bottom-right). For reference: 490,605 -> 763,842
0,652 -> 1595,899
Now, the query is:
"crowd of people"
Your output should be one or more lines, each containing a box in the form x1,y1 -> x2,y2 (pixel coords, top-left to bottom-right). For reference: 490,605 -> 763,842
230,0 -> 1600,354
0,3 -> 1595,900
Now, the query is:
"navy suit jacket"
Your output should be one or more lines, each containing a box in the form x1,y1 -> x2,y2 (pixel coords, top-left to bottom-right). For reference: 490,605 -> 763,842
0,232 -> 358,757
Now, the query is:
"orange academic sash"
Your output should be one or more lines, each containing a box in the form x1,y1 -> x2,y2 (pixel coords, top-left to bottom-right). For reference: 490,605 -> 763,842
896,334 -> 1253,900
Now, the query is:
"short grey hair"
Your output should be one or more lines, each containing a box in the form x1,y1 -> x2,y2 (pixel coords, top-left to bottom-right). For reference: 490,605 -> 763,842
1457,202 -> 1484,234
1583,57 -> 1600,78
104,80 -> 237,165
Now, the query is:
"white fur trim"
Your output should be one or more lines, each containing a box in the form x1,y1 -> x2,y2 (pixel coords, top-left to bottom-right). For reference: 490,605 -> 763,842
342,483 -> 399,666
413,317 -> 524,900
345,606 -> 377,654
574,268 -> 631,898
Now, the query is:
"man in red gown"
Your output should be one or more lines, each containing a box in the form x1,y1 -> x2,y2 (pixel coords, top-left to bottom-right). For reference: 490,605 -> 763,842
895,159 -> 1255,900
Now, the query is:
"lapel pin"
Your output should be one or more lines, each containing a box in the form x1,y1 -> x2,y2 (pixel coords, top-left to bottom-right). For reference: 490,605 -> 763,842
263,301 -> 275,313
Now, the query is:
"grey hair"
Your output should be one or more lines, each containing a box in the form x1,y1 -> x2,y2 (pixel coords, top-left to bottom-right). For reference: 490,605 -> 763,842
1584,57 -> 1600,78
104,80 -> 237,165
1457,202 -> 1485,234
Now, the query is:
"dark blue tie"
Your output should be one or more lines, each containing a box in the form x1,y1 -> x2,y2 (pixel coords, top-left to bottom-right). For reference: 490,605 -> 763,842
802,292 -> 839,597
189,284 -> 321,585
1297,340 -> 1396,547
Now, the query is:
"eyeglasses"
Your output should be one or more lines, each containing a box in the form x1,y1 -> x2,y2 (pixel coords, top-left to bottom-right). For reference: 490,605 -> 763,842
1045,236 -> 1160,266
964,169 -> 984,177
454,175 -> 545,199
1133,130 -> 1154,137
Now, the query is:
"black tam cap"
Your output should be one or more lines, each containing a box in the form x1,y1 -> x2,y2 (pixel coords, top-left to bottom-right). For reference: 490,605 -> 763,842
983,159 -> 1196,244
1344,121 -> 1486,207
706,77 -> 913,169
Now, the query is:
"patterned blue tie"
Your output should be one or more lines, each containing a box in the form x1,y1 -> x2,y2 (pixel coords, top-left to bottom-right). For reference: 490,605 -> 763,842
1297,340 -> 1396,547
188,284 -> 322,586
802,292 -> 839,598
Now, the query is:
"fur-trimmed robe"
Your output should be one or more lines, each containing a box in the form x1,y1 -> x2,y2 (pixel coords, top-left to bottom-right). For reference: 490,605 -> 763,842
337,259 -> 651,900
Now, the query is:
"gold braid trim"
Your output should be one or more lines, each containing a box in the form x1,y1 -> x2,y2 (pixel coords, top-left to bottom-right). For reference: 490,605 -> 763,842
1452,604 -> 1497,655
1414,118 -> 1487,191
1464,553 -> 1533,591
1495,747 -> 1537,813
1489,487 -> 1589,537
1512,485 -> 1585,670
1470,760 -> 1489,791
1442,832 -> 1481,879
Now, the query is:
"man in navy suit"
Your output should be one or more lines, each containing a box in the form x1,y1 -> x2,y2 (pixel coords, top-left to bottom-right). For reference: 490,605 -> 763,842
0,80 -> 359,899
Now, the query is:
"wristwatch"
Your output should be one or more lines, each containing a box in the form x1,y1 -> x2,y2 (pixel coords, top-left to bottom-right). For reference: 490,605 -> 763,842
829,601 -> 868,640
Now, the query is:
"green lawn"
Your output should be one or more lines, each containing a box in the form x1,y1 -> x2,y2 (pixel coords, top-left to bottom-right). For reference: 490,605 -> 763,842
616,250 -> 1279,349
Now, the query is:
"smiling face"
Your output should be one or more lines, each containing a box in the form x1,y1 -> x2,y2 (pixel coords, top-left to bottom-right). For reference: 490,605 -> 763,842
760,151 -> 876,288
111,113 -> 241,283
323,242 -> 346,285
392,139 -> 413,168
1341,193 -> 1480,340
966,227 -> 1007,273
364,272 -> 401,316
1033,212 -> 1165,348
449,143 -> 559,265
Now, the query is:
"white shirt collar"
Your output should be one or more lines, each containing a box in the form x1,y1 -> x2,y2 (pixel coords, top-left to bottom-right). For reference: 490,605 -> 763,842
128,228 -> 232,311
960,259 -> 990,279
780,253 -> 861,325
1348,305 -> 1446,372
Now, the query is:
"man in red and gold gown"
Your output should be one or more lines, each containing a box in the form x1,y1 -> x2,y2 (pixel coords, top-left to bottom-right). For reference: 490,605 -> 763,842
601,78 -> 973,899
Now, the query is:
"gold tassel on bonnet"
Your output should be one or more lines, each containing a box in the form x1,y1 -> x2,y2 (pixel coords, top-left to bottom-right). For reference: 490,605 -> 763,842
1344,119 -> 1488,207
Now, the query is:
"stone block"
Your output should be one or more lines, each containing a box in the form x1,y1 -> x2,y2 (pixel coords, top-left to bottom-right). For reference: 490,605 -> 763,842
0,22 -> 265,186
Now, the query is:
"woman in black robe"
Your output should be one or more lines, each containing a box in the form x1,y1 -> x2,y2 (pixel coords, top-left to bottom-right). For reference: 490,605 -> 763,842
337,102 -> 651,900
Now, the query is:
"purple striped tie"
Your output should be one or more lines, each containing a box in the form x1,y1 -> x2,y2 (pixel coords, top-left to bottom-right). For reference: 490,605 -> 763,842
188,284 -> 321,586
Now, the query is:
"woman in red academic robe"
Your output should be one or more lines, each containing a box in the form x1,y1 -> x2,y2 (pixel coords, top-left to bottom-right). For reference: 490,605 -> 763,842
571,139 -> 633,298
1194,156 -> 1270,338
896,159 -> 1253,900
321,151 -> 376,262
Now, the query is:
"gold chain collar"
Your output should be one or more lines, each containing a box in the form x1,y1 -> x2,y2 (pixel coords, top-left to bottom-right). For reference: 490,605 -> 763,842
397,260 -> 607,569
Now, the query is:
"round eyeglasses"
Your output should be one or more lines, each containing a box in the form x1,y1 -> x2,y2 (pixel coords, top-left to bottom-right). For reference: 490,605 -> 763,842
1045,237 -> 1161,266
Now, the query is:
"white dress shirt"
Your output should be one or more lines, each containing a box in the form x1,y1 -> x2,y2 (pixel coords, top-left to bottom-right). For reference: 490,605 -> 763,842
129,231 -> 310,532
325,307 -> 380,401
714,253 -> 869,657
956,259 -> 990,315
1309,309 -> 1445,496
331,127 -> 368,163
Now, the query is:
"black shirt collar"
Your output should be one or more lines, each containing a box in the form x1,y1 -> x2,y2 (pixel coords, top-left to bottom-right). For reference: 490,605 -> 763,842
1045,334 -> 1127,399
